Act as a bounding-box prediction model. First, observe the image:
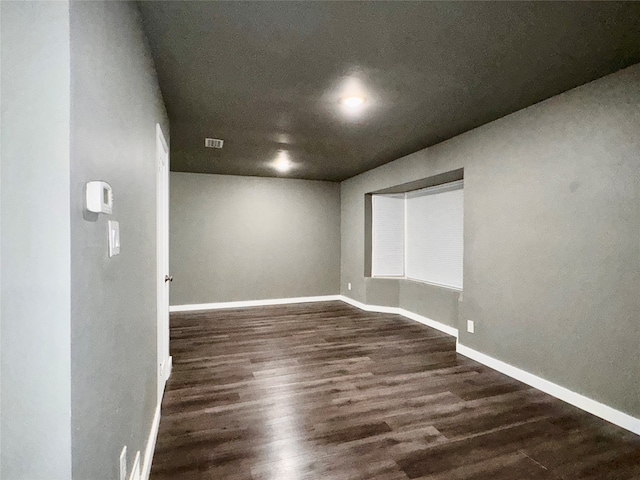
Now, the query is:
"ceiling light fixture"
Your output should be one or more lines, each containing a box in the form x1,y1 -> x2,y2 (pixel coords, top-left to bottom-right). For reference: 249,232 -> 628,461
273,151 -> 292,173
341,96 -> 365,108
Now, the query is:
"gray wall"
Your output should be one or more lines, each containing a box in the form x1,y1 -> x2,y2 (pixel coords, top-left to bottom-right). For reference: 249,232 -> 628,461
170,173 -> 340,305
341,63 -> 640,418
69,2 -> 168,479
0,3 -> 2,472
1,2 -> 72,478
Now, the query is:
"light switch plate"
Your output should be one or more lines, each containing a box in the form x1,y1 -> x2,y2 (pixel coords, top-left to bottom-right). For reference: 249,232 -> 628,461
108,220 -> 120,257
467,320 -> 475,333
348,282 -> 352,291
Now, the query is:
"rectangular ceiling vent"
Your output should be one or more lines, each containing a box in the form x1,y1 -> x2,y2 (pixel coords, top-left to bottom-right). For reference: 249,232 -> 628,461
205,138 -> 224,148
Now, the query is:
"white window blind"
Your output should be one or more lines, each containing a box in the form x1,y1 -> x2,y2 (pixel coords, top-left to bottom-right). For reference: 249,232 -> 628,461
372,194 -> 405,276
405,180 -> 464,289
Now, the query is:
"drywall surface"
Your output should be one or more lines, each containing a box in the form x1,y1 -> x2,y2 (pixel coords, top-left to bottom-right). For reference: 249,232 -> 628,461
341,63 -> 640,417
0,4 -> 3,471
170,173 -> 341,305
399,281 -> 460,328
0,2 -> 72,478
69,2 -> 168,478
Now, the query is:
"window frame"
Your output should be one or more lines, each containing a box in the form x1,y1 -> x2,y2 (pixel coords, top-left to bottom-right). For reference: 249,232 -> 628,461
370,179 -> 464,292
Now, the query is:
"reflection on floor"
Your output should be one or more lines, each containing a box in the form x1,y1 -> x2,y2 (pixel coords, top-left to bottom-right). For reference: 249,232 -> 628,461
150,301 -> 640,480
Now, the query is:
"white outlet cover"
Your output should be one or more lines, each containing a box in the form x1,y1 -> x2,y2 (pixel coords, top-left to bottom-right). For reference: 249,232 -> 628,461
467,320 -> 475,333
348,283 -> 352,290
119,446 -> 127,480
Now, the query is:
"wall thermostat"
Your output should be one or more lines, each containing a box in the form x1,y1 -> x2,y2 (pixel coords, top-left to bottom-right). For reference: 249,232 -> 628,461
86,181 -> 113,214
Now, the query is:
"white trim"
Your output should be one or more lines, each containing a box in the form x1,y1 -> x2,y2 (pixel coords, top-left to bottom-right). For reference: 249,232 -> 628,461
338,295 -> 459,338
129,451 -> 141,480
142,349 -> 172,479
141,402 -> 161,480
404,276 -> 463,292
170,295 -> 342,312
369,275 -> 462,293
156,123 -> 168,155
338,295 -> 399,314
406,178 -> 464,198
170,294 -> 458,338
168,294 -> 639,434
162,355 -> 172,380
398,308 -> 458,337
155,123 -> 170,403
456,343 -> 640,436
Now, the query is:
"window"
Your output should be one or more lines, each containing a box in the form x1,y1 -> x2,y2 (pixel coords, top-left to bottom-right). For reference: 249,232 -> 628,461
371,194 -> 405,276
371,180 -> 464,290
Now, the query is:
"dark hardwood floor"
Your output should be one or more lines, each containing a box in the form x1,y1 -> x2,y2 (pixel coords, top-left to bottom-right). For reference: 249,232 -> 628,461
150,301 -> 640,480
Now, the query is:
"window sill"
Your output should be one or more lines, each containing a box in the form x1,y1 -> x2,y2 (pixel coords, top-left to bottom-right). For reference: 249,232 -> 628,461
370,275 -> 462,293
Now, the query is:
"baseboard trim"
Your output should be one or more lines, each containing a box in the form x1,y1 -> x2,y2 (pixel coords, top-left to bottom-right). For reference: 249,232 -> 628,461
155,293 -> 638,468
141,402 -> 161,480
338,295 -> 397,314
398,308 -> 459,338
163,355 -> 172,380
170,295 -> 342,312
171,294 -> 459,338
338,295 -> 459,338
142,357 -> 172,480
456,343 -> 640,436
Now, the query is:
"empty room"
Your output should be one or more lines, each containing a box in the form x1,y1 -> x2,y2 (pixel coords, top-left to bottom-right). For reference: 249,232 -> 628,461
1,1 -> 639,480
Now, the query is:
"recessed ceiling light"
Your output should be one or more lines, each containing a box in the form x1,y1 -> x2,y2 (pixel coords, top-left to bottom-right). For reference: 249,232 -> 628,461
341,96 -> 365,108
274,158 -> 291,172
273,151 -> 292,173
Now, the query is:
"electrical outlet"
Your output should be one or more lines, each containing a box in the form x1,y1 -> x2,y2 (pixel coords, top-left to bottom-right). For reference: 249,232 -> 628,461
348,282 -> 352,291
119,446 -> 127,480
467,320 -> 475,333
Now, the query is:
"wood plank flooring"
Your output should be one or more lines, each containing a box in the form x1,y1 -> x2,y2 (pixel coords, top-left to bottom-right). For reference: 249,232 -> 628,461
150,301 -> 640,480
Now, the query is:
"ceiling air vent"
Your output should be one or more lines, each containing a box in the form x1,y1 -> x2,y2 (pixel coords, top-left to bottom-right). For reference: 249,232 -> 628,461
205,138 -> 224,149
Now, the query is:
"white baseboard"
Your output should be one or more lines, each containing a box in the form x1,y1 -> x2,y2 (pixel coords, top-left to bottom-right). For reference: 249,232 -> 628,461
338,295 -> 458,338
170,295 -> 342,312
167,293 -> 638,436
337,295 -> 398,314
163,356 -> 172,380
141,402 -> 161,480
397,308 -> 458,338
456,343 -> 640,436
142,357 -> 172,480
172,294 -> 458,338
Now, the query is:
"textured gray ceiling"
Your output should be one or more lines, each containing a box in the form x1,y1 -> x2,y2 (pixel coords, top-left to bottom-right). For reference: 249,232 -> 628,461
138,1 -> 640,181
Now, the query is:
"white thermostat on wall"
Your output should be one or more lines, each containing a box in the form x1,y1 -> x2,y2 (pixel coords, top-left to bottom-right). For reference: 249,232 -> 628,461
85,181 -> 113,214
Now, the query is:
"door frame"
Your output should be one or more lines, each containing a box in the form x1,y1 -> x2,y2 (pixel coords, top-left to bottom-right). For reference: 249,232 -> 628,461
156,123 -> 171,402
